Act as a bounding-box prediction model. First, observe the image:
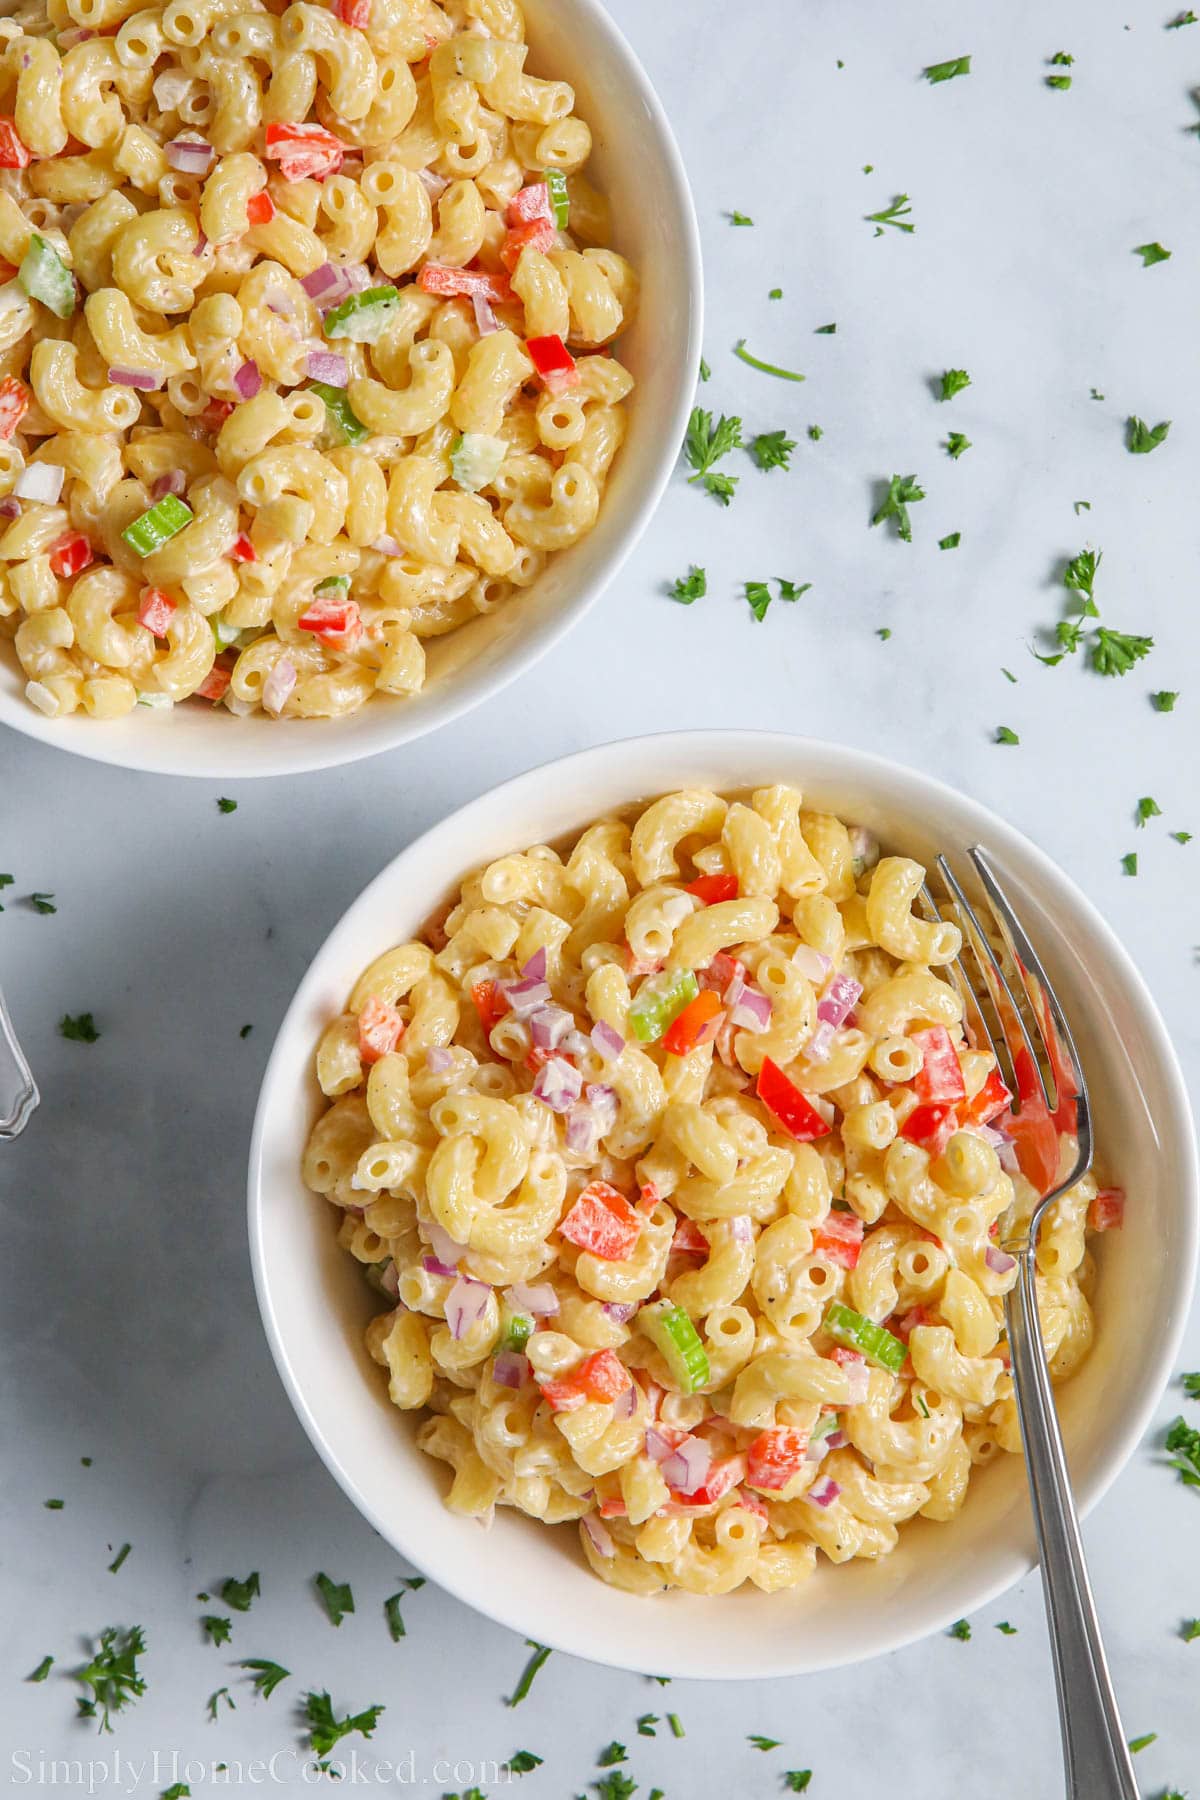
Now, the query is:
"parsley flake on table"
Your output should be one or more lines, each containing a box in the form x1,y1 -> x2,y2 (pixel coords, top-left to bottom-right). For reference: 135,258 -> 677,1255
28,1655 -> 54,1682
637,1715 -> 658,1736
1074,500 -> 1091,515
877,626 -> 892,640
996,1622 -> 1019,1635
207,1686 -> 234,1720
239,1023 -> 252,1038
595,1775 -> 637,1800
1093,628 -> 1153,676
871,473 -> 925,541
1152,691 -> 1179,711
1064,547 -> 1101,607
729,211 -> 753,225
1167,8 -> 1198,22
1046,73 -> 1072,89
1166,1415 -> 1200,1485
814,322 -> 836,334
59,1011 -> 100,1042
1121,853 -> 1138,877
30,892 -> 56,913
808,424 -> 823,441
939,368 -> 971,401
75,1626 -> 147,1732
865,193 -> 914,234
698,357 -> 710,382
1128,1733 -> 1158,1754
684,406 -> 742,503
201,1615 -> 231,1646
751,429 -> 797,471
1173,831 -> 1193,844
996,727 -> 1020,745
44,1497 -> 63,1509
303,1689 -> 384,1757
1183,1372 -> 1200,1397
216,797 -> 237,813
949,1618 -> 972,1640
1136,797 -> 1162,828
748,1735 -> 782,1751
238,1658 -> 290,1699
945,431 -> 971,458
108,1543 -> 131,1573
505,1750 -> 543,1773
746,577 -> 810,622
1002,668 -> 1017,683
508,1640 -> 551,1706
220,1572 -> 260,1612
923,54 -> 971,82
668,567 -> 705,608
598,1743 -> 628,1766
384,1575 -> 426,1640
314,1572 -> 354,1626
1180,1617 -> 1200,1640
667,1712 -> 685,1737
769,287 -> 783,299
162,1788 -> 191,1799
733,340 -> 805,382
1135,242 -> 1172,267
1127,416 -> 1171,454
939,532 -> 961,550
784,1776 -> 813,1793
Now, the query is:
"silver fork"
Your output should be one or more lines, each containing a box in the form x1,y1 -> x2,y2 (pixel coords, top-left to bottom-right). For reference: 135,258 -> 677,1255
0,983 -> 38,1140
926,847 -> 1137,1800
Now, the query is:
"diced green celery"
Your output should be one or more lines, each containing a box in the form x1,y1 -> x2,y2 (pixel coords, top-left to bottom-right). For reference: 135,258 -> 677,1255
628,970 -> 698,1044
641,1300 -> 709,1393
18,233 -> 76,319
450,431 -> 506,493
824,1300 -> 908,1373
499,1310 -> 532,1353
211,614 -> 240,650
809,1411 -> 840,1445
121,493 -> 193,557
308,380 -> 368,444
544,169 -> 569,228
314,575 -> 350,597
322,285 -> 400,343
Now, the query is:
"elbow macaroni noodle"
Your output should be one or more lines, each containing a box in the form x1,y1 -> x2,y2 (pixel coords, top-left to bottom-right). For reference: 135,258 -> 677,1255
303,787 -> 1113,1596
0,0 -> 634,723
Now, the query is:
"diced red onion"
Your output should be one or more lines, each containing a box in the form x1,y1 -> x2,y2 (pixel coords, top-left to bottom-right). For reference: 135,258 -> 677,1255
581,1513 -> 614,1558
728,1215 -> 754,1243
108,366 -> 162,391
585,1084 -> 618,1136
422,1254 -> 457,1279
506,1281 -> 558,1316
804,1020 -> 836,1065
532,1055 -> 582,1112
233,359 -> 261,400
971,1123 -> 1008,1148
805,1476 -> 841,1509
301,261 -> 346,301
824,1429 -> 848,1450
818,972 -> 863,1030
985,1245 -> 1017,1275
565,1100 -> 599,1156
417,167 -> 450,198
445,1274 -> 490,1340
166,137 -> 214,174
371,535 -> 403,558
723,969 -> 746,1009
660,1435 -> 712,1495
426,1220 -> 467,1266
472,291 -> 499,336
500,976 -> 552,1019
520,947 -> 547,982
306,349 -> 348,385
731,985 -> 772,1032
343,263 -> 372,293
805,1436 -> 831,1465
644,1427 -> 674,1463
0,496 -> 20,517
262,656 -> 296,715
152,471 -> 187,500
152,68 -> 191,108
192,229 -> 208,257
492,1350 -> 528,1388
425,1046 -> 453,1073
792,945 -> 833,983
997,1138 -> 1020,1175
17,463 -> 67,505
611,1380 -> 637,1419
590,1020 -> 624,1061
843,1362 -> 870,1404
602,1301 -> 638,1325
530,1004 -> 574,1051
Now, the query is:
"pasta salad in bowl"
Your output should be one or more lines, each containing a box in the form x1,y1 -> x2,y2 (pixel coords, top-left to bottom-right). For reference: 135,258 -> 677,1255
249,733 -> 1197,1677
0,0 -> 699,775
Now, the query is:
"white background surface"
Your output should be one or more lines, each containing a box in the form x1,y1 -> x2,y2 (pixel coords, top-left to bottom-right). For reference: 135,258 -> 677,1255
2,0 -> 1199,1793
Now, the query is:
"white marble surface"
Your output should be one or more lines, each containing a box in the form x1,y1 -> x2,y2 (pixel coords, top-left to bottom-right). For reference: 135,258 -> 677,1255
3,0 -> 1199,1792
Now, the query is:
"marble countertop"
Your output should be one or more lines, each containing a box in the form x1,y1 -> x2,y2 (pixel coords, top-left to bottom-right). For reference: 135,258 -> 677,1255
2,0 -> 1199,1792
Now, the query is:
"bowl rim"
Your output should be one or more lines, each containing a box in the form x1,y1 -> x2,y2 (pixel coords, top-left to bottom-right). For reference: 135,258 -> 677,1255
0,0 -> 703,781
247,728 -> 1200,1678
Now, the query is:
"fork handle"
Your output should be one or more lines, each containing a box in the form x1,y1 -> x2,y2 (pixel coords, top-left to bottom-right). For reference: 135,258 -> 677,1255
1005,1249 -> 1137,1800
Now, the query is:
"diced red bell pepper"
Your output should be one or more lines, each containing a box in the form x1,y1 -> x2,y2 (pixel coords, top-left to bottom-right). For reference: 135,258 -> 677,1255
670,1218 -> 709,1257
963,1064 -> 1013,1126
811,1210 -> 864,1270
507,182 -> 552,226
336,0 -> 370,24
829,1345 -> 866,1368
746,1426 -> 809,1491
1089,1187 -> 1125,1231
357,993 -> 404,1063
245,189 -> 276,226
229,531 -> 257,563
685,872 -> 739,905
0,375 -> 29,440
637,1181 -> 661,1214
597,1494 -> 627,1518
662,988 -> 723,1057
297,594 -> 363,652
137,587 -> 176,636
418,262 -> 511,301
890,1305 -> 932,1341
500,217 -> 556,271
699,950 -> 744,994
667,1453 -> 746,1509
471,978 -> 510,1036
558,1180 -> 642,1261
911,1025 -> 967,1104
202,397 -> 234,430
899,1100 -> 958,1159
1005,1104 -> 1060,1196
539,1347 -> 631,1412
264,121 -> 345,183
194,661 -> 232,702
47,531 -> 93,579
0,119 -> 31,169
756,1056 -> 830,1142
525,331 -> 579,393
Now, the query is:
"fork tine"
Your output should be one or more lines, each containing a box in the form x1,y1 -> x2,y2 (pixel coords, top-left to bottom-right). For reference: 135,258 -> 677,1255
935,854 -> 1055,1115
918,881 -> 1006,1072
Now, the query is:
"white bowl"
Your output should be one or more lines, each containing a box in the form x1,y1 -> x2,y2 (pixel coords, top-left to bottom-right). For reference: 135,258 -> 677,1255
248,731 -> 1198,1680
0,3 -> 701,781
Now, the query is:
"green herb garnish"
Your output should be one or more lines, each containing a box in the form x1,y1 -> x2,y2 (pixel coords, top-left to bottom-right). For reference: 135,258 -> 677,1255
949,1618 -> 972,1640
865,193 -> 914,234
28,1655 -> 54,1682
996,1622 -> 1018,1635
1121,852 -> 1138,877
1135,242 -> 1171,267
303,1689 -> 384,1757
729,211 -> 753,226
945,431 -> 971,458
684,407 -> 742,503
598,1743 -> 628,1766
1127,416 -> 1171,454
923,55 -> 971,82
751,429 -> 797,470
216,797 -> 237,813
201,1616 -> 231,1646
505,1750 -> 543,1774
1093,628 -> 1153,676
1128,1733 -> 1157,1754
871,473 -> 925,541
1166,1415 -> 1200,1485
733,340 -> 805,381
939,368 -> 971,400
815,322 -> 836,334
1136,797 -> 1162,827
383,1575 -> 425,1640
1152,691 -> 1179,712
60,1012 -> 99,1042
939,532 -> 961,550
238,1658 -> 290,1699
220,1572 -> 260,1612
784,1777 -> 813,1794
508,1640 -> 551,1706
31,893 -> 56,914
108,1543 -> 131,1573
314,1572 -> 354,1626
75,1626 -> 147,1732
749,1735 -> 782,1751
670,565 -> 706,605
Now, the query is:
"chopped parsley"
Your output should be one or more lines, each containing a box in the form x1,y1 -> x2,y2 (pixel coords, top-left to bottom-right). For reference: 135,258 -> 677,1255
1121,853 -> 1138,877
871,473 -> 925,541
303,1689 -> 384,1757
1127,416 -> 1171,454
1180,1617 -> 1200,1641
505,1750 -> 543,1774
220,1573 -> 260,1612
1074,500 -> 1091,514
923,54 -> 971,82
668,566 -> 706,606
595,1775 -> 636,1800
1046,73 -> 1072,89
598,1743 -> 628,1766
216,797 -> 237,813
60,1012 -> 99,1043
44,1497 -> 63,1510
996,727 -> 1020,746
667,1713 -> 685,1738
1183,1372 -> 1200,1397
508,1640 -> 551,1706
1153,691 -> 1179,711
75,1626 -> 147,1732
162,1788 -> 191,1799
1136,797 -> 1162,828
31,893 -> 56,914
807,424 -> 823,441
949,1618 -> 972,1640
1173,831 -> 1193,844
939,368 -> 971,401
748,1735 -> 782,1751
945,431 -> 971,458
698,356 -> 710,382
814,322 -> 836,334
877,626 -> 892,640
784,1777 -> 813,1793
939,532 -> 961,550
751,429 -> 798,471
729,211 -> 753,226
1166,1415 -> 1200,1486
996,1622 -> 1018,1635
383,1575 -> 425,1640
108,1543 -> 131,1573
1093,628 -> 1153,676
239,1023 -> 252,1038
207,1687 -> 234,1720
314,1571 -> 354,1626
733,339 -> 805,382
201,1615 -> 231,1646
865,193 -> 914,234
684,407 -> 742,503
1167,8 -> 1198,22
1091,387 -> 1105,400
28,1655 -> 54,1682
1135,242 -> 1171,267
1002,668 -> 1017,683
769,287 -> 783,299
1128,1733 -> 1157,1754
637,1715 -> 658,1736
238,1658 -> 290,1699
746,577 -> 810,621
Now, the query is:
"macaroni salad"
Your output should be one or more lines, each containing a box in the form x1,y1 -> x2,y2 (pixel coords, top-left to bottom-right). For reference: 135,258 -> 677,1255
303,787 -> 1120,1596
0,0 -> 635,721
